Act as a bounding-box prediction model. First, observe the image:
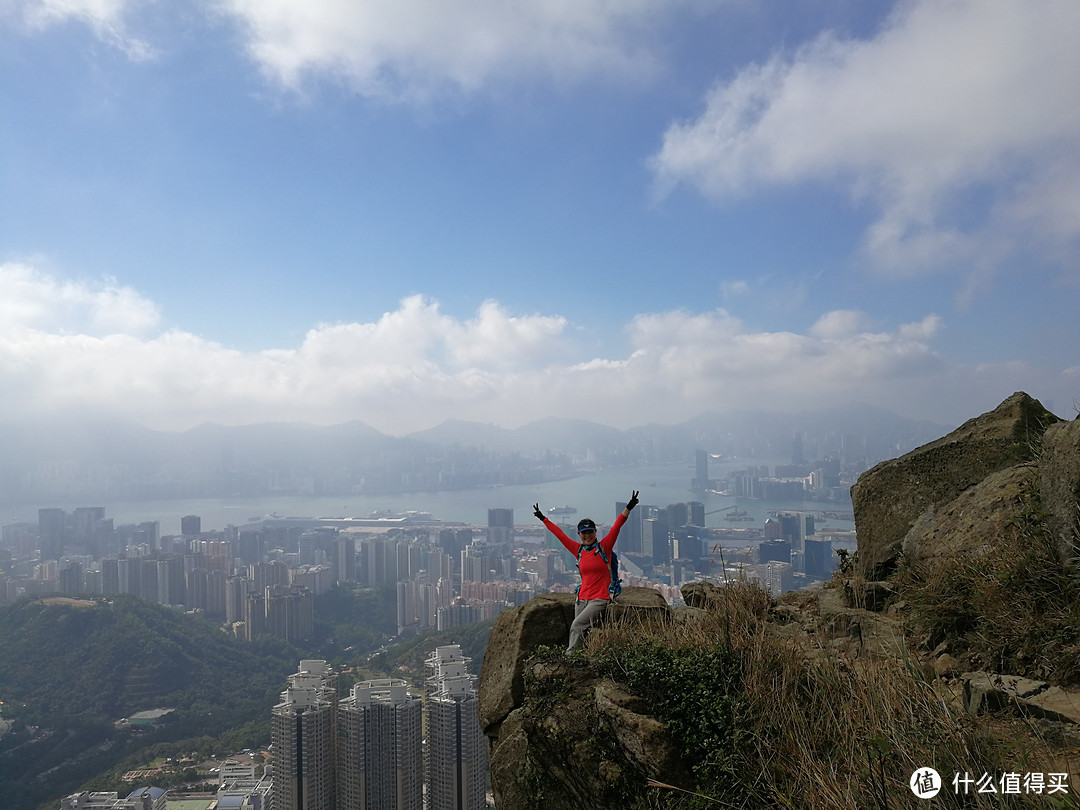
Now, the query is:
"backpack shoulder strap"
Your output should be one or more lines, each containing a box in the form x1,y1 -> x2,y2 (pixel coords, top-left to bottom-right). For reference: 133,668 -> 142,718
577,542 -> 607,563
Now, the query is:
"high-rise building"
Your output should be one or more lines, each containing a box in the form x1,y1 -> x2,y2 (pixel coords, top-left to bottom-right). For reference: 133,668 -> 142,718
692,449 -> 709,491
333,536 -> 357,584
271,660 -> 337,810
38,508 -> 66,562
155,556 -> 185,606
688,501 -> 706,528
666,502 -> 690,533
72,507 -> 106,556
486,508 -> 513,551
424,645 -> 487,810
360,536 -> 392,585
615,500 -> 642,554
460,541 -> 491,584
338,679 -> 422,810
225,575 -> 249,626
643,513 -> 670,566
804,539 -> 834,579
180,515 -> 201,537
262,585 -> 314,643
757,540 -> 792,565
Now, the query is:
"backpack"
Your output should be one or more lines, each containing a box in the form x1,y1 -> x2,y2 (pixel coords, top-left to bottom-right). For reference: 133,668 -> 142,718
575,543 -> 622,600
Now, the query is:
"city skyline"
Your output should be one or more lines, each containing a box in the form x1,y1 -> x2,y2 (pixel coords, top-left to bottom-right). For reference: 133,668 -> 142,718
3,1 -> 1079,435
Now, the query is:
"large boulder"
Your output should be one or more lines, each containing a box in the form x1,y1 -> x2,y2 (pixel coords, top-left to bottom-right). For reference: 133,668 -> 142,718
478,588 -> 669,734
851,392 -> 1058,578
607,586 -> 671,626
901,465 -> 1033,565
1039,418 -> 1080,564
478,592 -> 575,733
487,655 -> 690,810
681,581 -> 722,609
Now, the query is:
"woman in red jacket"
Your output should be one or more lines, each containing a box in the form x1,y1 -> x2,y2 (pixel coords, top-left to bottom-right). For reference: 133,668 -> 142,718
533,490 -> 639,651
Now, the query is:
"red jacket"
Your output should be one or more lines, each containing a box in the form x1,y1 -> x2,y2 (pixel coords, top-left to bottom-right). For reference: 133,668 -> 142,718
544,513 -> 626,601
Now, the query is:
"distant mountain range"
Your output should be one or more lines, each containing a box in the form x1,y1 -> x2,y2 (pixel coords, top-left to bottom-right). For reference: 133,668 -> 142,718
0,406 -> 952,503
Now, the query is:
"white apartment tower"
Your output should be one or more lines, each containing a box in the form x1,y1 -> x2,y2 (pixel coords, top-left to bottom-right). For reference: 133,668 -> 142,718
337,678 -> 423,810
270,660 -> 337,810
424,645 -> 487,810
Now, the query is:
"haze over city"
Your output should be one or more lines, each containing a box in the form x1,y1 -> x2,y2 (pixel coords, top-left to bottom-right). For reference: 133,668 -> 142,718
3,0 -> 1079,435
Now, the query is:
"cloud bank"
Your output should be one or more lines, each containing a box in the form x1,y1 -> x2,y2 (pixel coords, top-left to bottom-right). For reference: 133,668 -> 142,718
0,263 -> 1071,433
3,0 -> 153,59
7,0 -> 678,99
651,0 -> 1080,287
217,0 -> 673,99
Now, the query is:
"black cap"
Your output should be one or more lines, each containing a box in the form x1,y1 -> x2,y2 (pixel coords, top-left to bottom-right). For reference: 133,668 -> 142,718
577,518 -> 596,532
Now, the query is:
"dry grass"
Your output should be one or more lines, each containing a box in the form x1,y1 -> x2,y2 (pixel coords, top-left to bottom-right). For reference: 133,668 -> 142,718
582,581 -> 1075,809
894,498 -> 1080,684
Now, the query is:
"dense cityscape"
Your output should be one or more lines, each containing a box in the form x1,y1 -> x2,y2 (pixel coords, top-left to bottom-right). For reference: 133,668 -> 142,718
0,445 -> 867,810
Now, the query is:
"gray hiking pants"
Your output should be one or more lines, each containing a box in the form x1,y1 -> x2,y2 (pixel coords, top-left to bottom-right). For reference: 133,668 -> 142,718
568,598 -> 609,651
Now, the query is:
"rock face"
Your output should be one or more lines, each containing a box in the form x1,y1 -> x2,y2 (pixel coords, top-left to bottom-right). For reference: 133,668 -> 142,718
901,465 -> 1033,564
477,592 -> 575,734
477,587 -> 670,735
479,588 -> 676,809
962,672 -> 1080,725
1040,418 -> 1080,563
851,392 -> 1059,578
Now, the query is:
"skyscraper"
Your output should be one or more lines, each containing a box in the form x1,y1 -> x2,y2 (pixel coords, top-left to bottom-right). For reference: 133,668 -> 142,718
271,660 -> 337,810
615,500 -> 642,554
38,507 -> 66,562
338,679 -> 422,810
460,539 -> 492,585
424,645 -> 487,810
180,514 -> 202,537
333,536 -> 357,584
693,449 -> 709,491
486,508 -> 513,551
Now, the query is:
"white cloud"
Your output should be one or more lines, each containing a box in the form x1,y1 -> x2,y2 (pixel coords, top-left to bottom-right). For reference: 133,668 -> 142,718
0,266 -> 1071,433
809,310 -> 872,340
0,263 -> 161,337
217,0 -> 672,100
651,0 -> 1080,282
6,0 -> 154,59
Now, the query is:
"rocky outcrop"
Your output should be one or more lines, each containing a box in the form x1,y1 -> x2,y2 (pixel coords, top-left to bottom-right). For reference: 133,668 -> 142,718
962,672 -> 1080,725
1040,418 -> 1080,563
479,587 -> 680,810
901,464 -> 1033,564
478,592 -> 575,734
485,654 -> 692,810
478,587 -> 671,735
851,392 -> 1059,578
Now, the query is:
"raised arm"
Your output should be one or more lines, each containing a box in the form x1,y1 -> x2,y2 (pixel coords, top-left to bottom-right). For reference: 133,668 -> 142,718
602,490 -> 639,553
534,502 -> 577,554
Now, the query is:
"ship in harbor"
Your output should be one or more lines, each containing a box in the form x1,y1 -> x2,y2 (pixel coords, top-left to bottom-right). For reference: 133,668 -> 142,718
724,508 -> 755,522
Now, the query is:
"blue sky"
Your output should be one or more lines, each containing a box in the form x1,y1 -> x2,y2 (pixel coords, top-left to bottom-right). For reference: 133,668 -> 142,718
2,0 -> 1078,435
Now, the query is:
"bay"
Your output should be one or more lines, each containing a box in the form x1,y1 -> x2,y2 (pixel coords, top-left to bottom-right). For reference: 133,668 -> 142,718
1,459 -> 853,536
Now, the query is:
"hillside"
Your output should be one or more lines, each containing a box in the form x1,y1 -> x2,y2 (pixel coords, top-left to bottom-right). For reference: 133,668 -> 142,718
479,393 -> 1080,808
0,596 -> 298,809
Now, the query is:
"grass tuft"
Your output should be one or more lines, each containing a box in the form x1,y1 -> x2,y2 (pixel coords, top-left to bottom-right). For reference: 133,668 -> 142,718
576,578 -> 1071,808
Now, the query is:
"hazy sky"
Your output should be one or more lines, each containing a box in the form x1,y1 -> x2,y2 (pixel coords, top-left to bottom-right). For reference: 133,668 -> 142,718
2,0 -> 1078,434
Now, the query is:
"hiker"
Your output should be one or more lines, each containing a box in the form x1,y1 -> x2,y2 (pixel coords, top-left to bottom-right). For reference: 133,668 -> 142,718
533,490 -> 639,651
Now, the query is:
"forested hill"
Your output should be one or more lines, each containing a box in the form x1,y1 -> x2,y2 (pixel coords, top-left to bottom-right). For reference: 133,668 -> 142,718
0,596 -> 298,809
